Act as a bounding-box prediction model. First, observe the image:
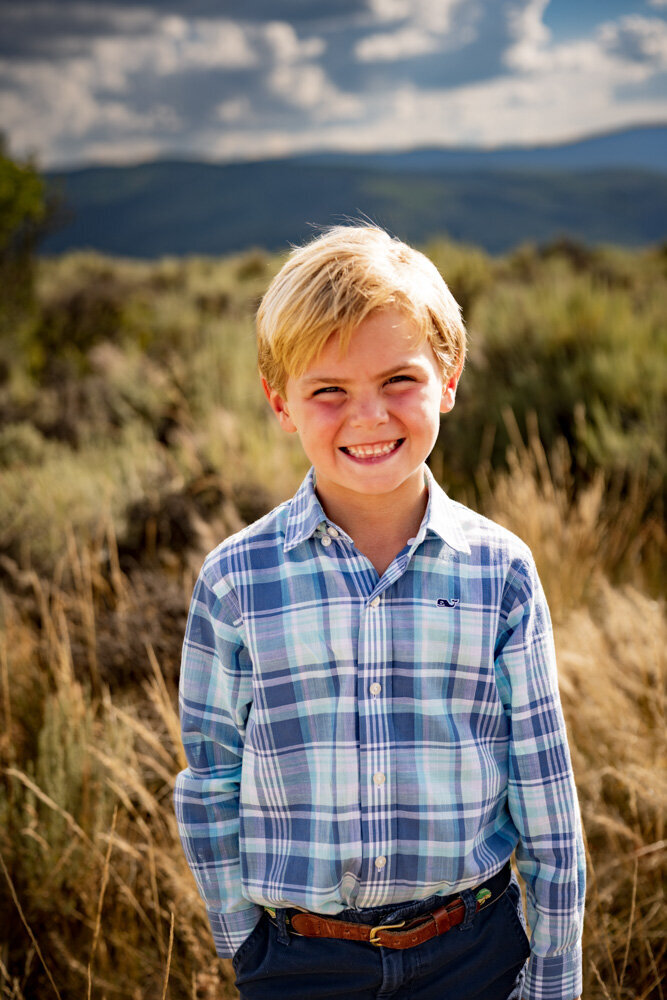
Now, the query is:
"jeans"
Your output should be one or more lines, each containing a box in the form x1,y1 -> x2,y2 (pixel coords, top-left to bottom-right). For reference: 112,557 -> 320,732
232,875 -> 530,1000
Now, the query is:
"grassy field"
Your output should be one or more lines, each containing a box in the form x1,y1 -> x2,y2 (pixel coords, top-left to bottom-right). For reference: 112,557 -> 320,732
0,237 -> 665,998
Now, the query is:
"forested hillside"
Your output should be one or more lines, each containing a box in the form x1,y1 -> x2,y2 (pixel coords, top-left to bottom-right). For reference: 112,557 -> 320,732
43,158 -> 667,258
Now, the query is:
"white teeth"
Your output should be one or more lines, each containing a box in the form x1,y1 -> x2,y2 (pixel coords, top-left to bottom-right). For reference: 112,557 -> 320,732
345,440 -> 399,458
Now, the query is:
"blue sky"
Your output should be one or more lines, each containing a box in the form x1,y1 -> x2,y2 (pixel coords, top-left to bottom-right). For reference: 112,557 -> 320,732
0,0 -> 665,167
544,0 -> 648,35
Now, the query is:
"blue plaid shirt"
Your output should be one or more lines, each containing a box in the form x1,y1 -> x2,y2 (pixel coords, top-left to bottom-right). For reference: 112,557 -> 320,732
175,467 -> 585,1000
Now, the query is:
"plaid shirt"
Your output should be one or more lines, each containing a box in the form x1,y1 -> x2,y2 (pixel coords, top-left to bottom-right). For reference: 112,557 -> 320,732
175,467 -> 585,1000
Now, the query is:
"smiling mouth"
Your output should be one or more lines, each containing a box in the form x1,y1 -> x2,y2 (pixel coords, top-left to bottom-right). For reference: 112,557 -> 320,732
340,439 -> 404,460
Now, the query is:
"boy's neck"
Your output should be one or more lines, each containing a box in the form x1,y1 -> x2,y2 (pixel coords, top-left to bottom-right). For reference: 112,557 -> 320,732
314,469 -> 429,576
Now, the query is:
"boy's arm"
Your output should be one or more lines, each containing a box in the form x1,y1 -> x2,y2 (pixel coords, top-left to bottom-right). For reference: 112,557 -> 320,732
174,568 -> 262,958
495,556 -> 586,1000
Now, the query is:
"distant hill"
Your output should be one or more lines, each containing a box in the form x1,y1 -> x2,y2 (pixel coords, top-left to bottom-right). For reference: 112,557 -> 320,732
295,124 -> 667,173
42,124 -> 667,257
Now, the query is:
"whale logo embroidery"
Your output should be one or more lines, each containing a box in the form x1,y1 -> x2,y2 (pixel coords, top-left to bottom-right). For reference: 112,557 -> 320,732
437,598 -> 459,608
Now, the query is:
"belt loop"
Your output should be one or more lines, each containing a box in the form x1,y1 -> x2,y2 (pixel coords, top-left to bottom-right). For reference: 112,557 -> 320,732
275,909 -> 292,947
459,889 -> 477,931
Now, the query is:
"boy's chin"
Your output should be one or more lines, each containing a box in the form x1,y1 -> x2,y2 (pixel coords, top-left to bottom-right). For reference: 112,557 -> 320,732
317,462 -> 428,496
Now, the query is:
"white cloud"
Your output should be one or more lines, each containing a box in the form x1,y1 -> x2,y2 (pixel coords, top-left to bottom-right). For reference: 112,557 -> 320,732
1,1 -> 667,167
647,0 -> 667,8
0,56 -> 181,166
356,26 -> 442,62
254,21 -> 357,119
216,97 -> 253,123
502,6 -> 667,84
598,15 -> 667,69
262,21 -> 325,63
367,0 -> 467,33
405,72 -> 656,148
367,0 -> 413,24
268,61 -> 362,118
100,19 -> 260,77
0,15 -> 330,163
503,0 -> 551,71
358,0 -> 476,61
205,46 -> 667,163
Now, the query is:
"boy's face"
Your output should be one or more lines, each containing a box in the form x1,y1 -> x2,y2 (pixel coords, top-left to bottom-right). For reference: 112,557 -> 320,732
263,307 -> 461,518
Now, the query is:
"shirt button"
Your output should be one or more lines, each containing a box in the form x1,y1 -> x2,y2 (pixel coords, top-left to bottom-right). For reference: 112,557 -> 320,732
321,535 -> 332,547
369,596 -> 381,608
375,856 -> 387,870
373,772 -> 386,786
327,526 -> 339,537
370,682 -> 382,696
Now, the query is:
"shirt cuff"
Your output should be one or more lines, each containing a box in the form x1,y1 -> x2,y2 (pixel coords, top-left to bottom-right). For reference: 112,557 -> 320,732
523,943 -> 583,1000
207,904 -> 264,959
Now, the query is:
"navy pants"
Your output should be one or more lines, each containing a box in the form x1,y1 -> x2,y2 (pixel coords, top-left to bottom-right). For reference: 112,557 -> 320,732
232,876 -> 530,1000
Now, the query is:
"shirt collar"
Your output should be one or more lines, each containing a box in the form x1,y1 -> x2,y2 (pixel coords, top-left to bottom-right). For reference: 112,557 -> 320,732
284,469 -> 329,551
284,466 -> 471,556
417,466 -> 471,555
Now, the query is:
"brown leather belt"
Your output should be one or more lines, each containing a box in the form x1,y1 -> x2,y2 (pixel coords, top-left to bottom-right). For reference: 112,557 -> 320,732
269,862 -> 511,950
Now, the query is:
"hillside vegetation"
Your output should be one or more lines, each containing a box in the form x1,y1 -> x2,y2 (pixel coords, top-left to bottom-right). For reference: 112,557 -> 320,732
43,159 -> 667,258
0,235 -> 665,999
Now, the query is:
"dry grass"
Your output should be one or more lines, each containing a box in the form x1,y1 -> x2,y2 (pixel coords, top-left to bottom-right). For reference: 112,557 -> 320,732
0,548 -> 237,999
1,240 -> 664,998
0,444 -> 664,999
481,431 -> 666,999
559,582 -> 666,999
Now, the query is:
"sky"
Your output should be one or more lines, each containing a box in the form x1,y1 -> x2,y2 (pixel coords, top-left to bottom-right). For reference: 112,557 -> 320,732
1,0 -> 666,168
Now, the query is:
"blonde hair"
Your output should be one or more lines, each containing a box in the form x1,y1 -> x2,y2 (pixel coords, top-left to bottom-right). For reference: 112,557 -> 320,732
256,224 -> 466,395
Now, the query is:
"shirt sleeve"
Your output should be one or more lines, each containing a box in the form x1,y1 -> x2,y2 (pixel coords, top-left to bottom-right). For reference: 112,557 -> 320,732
494,556 -> 586,1000
173,566 -> 263,958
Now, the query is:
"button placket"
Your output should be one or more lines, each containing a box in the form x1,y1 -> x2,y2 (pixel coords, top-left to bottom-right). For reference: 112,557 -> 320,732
357,585 -> 393,904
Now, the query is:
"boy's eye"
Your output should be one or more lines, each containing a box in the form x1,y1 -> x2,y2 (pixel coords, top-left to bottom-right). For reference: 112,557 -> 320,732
312,386 -> 343,396
386,374 -> 415,385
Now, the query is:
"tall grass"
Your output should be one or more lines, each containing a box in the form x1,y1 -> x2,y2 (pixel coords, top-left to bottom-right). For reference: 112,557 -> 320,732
1,542 -> 235,998
1,240 -> 665,997
1,444 -> 663,998
480,433 -> 666,998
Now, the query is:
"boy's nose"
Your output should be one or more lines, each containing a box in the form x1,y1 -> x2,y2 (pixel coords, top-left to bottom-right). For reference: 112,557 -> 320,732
348,393 -> 390,427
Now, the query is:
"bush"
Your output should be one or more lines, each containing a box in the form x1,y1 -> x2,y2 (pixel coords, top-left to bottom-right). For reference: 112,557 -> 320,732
0,144 -> 50,334
0,422 -> 48,467
435,258 -> 666,502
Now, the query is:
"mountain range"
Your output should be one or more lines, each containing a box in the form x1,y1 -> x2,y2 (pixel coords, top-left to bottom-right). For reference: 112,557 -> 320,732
42,124 -> 667,257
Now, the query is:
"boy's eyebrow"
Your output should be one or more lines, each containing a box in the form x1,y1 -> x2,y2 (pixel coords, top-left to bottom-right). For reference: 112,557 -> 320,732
301,361 -> 428,384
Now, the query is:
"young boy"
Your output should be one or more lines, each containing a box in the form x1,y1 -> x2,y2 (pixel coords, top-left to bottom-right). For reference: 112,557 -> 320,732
175,225 -> 585,1000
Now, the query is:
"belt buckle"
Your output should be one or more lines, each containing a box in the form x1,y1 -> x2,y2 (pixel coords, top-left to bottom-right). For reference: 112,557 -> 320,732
369,919 -> 406,946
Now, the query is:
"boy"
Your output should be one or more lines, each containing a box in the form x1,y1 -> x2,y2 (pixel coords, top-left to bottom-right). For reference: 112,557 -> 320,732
175,225 -> 585,1000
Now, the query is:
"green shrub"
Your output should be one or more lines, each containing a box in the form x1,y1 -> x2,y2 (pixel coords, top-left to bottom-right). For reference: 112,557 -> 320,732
435,261 -> 666,499
0,422 -> 48,467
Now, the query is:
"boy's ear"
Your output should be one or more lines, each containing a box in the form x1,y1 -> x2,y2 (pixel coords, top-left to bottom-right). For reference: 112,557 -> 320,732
261,377 -> 297,433
439,360 -> 464,415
